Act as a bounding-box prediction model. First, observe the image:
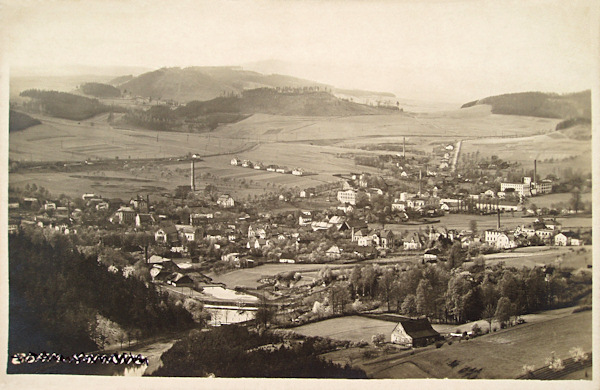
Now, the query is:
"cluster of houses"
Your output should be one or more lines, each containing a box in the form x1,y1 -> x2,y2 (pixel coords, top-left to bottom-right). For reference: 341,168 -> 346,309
230,157 -> 305,176
394,143 -> 455,179
483,218 -> 584,249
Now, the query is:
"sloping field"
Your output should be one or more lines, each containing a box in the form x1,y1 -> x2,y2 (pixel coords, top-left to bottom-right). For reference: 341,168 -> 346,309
293,316 -> 398,343
217,107 -> 559,143
9,115 -> 252,162
11,107 -> 563,171
461,132 -> 591,176
369,310 -> 591,379
481,245 -> 593,270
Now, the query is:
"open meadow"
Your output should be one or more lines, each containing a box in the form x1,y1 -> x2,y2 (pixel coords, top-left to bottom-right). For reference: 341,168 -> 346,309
293,316 -> 399,343
206,263 -> 356,289
481,245 -> 592,270
9,104 -> 574,201
461,131 -> 592,176
9,114 -> 253,162
366,310 -> 591,379
11,104 -> 560,164
316,309 -> 592,379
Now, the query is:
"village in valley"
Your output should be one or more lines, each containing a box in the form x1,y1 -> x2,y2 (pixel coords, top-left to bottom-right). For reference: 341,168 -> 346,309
8,99 -> 593,377
5,0 -> 595,382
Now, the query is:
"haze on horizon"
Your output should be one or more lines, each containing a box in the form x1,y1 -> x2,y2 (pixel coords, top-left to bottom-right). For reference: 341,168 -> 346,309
2,0 -> 595,103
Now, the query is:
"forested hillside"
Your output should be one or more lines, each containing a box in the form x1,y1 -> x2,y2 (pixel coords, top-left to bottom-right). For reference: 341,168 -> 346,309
461,90 -> 591,119
121,87 -> 393,132
79,82 -> 121,98
8,231 -> 195,360
19,89 -> 125,121
9,110 -> 41,132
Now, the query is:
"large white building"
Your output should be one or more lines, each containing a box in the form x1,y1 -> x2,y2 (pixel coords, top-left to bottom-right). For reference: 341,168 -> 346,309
337,190 -> 357,205
500,177 -> 552,197
484,229 -> 516,249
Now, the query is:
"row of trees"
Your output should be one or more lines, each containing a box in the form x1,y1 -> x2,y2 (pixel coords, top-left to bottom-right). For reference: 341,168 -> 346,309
317,261 -> 591,326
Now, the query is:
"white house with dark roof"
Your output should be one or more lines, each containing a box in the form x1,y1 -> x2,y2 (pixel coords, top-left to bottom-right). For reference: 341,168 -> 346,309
325,245 -> 342,259
391,318 -> 440,347
403,232 -> 423,250
217,194 -> 235,208
555,231 -> 582,246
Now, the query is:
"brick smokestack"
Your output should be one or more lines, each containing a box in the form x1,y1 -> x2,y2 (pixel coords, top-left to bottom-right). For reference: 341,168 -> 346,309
403,137 -> 406,158
190,159 -> 195,191
497,208 -> 501,230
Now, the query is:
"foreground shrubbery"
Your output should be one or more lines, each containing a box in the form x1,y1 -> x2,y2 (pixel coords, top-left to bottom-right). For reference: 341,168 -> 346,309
154,325 -> 367,378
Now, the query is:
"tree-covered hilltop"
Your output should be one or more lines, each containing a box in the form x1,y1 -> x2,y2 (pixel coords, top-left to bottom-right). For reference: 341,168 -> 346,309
8,230 -> 195,358
79,82 -> 121,98
9,110 -> 41,132
153,325 -> 367,378
19,89 -> 125,121
461,90 -> 591,119
120,87 -> 394,132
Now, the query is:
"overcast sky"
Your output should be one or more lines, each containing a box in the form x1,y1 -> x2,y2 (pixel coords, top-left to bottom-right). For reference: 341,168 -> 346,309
2,0 -> 596,102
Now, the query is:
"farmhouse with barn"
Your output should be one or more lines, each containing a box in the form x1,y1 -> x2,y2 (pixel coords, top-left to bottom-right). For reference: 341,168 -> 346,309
390,318 -> 440,347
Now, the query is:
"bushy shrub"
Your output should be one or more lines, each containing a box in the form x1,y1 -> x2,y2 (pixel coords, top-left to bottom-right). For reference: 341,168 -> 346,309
356,339 -> 369,348
372,333 -> 385,346
435,341 -> 443,348
362,350 -> 376,359
522,365 -> 535,376
545,352 -> 564,371
570,347 -> 588,362
471,323 -> 481,336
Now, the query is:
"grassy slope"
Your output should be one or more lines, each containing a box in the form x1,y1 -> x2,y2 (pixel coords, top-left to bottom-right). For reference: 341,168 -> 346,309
461,132 -> 591,176
370,310 -> 591,379
293,316 -> 398,343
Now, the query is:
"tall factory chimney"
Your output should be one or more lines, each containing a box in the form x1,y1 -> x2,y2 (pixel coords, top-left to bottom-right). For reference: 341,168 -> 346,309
403,137 -> 406,158
190,159 -> 195,191
146,194 -> 150,211
497,208 -> 501,230
418,169 -> 422,195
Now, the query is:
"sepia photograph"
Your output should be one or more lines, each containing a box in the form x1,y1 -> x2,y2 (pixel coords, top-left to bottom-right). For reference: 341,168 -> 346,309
1,0 -> 597,388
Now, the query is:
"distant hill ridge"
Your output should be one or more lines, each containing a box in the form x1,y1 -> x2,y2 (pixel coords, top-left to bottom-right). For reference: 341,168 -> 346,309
115,66 -> 333,103
114,66 -> 397,104
461,90 -> 591,120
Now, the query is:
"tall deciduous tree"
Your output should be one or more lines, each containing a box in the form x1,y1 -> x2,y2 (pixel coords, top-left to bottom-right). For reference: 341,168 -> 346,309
416,279 -> 434,317
378,269 -> 396,312
401,294 -> 417,316
494,297 -> 515,325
